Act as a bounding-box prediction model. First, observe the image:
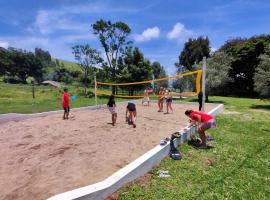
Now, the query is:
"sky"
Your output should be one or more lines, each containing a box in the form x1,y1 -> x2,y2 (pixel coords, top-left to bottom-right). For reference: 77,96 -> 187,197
1,0 -> 270,75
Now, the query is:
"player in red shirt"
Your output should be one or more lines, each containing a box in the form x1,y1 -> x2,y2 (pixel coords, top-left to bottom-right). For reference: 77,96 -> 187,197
185,110 -> 216,148
62,88 -> 70,120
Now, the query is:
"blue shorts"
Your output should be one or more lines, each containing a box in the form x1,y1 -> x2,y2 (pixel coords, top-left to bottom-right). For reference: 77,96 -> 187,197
63,107 -> 70,113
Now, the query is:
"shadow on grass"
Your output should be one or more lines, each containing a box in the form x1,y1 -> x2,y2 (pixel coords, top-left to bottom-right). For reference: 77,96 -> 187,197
250,104 -> 270,111
191,141 -> 270,199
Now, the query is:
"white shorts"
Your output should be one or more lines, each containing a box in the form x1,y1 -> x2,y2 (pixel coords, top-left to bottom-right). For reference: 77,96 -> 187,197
108,106 -> 116,114
142,97 -> 150,102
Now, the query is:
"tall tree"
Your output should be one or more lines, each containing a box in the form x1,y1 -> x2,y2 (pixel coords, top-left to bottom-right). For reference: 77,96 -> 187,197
72,44 -> 103,95
0,47 -> 9,76
151,61 -> 168,89
6,48 -> 44,83
205,51 -> 233,96
254,44 -> 270,97
35,48 -> 51,66
179,36 -> 210,70
92,19 -> 131,92
219,35 -> 270,96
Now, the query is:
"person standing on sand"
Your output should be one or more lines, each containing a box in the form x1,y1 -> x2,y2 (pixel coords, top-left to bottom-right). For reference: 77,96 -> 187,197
107,95 -> 117,126
142,87 -> 150,106
185,110 -> 216,149
158,87 -> 165,112
165,89 -> 173,114
62,88 -> 70,120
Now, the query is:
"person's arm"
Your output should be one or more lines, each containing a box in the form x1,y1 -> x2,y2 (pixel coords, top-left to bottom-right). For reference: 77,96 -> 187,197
193,114 -> 202,123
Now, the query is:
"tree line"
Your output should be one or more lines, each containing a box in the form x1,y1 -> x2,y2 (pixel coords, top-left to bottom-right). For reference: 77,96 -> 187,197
176,35 -> 270,98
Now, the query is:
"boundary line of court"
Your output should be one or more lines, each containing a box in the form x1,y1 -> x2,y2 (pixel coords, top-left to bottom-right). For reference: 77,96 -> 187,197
47,102 -> 224,200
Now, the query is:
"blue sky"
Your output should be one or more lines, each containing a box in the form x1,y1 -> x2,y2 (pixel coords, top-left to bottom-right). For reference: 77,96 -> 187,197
1,0 -> 270,74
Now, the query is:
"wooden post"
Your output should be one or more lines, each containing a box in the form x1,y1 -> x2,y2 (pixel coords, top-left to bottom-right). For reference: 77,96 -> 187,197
32,80 -> 35,99
202,57 -> 206,112
94,76 -> 97,106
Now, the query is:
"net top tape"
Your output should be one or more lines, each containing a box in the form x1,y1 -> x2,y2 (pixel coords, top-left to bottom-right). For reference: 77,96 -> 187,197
96,70 -> 202,86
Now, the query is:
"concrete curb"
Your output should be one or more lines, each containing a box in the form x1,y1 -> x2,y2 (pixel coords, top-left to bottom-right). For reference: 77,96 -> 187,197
47,102 -> 224,200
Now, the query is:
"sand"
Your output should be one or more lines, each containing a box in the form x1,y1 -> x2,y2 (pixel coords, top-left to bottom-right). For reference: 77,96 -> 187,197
0,102 -> 216,200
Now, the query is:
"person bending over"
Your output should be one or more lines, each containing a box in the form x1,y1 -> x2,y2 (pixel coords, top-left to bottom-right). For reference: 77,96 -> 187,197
126,102 -> 137,128
185,110 -> 216,148
107,95 -> 117,126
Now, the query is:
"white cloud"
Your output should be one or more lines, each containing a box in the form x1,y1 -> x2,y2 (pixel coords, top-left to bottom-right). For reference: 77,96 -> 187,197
31,9 -> 91,35
0,41 -> 9,48
134,27 -> 160,42
166,22 -> 194,42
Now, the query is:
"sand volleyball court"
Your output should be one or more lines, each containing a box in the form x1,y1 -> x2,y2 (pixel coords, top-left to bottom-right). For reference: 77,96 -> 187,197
0,102 -> 216,200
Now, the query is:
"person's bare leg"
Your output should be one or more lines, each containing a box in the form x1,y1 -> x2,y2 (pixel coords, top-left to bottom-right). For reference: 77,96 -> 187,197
66,112 -> 69,120
160,101 -> 163,111
132,111 -> 137,128
158,100 -> 160,111
169,103 -> 173,113
166,103 -> 169,113
198,128 -> 207,146
114,113 -> 117,124
111,114 -> 114,125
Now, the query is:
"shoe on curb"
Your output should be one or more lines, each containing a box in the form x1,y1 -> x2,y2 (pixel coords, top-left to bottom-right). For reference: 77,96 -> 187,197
165,137 -> 170,141
160,139 -> 167,146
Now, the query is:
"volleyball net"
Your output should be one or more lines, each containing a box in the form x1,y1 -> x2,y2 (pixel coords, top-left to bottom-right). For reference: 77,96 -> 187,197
95,70 -> 202,98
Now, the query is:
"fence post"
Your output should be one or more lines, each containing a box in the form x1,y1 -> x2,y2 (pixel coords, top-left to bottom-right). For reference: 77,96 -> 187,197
202,57 -> 206,112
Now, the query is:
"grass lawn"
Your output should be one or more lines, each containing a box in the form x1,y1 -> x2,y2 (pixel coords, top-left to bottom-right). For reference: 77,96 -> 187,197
0,83 -> 128,114
118,96 -> 270,200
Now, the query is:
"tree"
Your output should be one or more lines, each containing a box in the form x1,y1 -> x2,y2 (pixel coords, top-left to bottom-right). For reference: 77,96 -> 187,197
151,61 -> 168,90
35,48 -> 52,66
205,51 -> 233,97
254,45 -> 270,97
117,47 -> 153,95
6,48 -> 44,83
72,44 -> 103,95
219,35 -> 270,96
179,36 -> 210,70
0,47 -> 10,76
92,19 -> 131,93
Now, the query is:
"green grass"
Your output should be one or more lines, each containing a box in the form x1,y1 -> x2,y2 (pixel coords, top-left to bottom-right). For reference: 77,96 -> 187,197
118,96 -> 270,200
0,83 -> 127,114
52,58 -> 82,72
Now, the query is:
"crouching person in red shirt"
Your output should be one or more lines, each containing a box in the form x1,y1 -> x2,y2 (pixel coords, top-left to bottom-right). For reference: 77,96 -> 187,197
62,88 -> 70,120
185,110 -> 216,148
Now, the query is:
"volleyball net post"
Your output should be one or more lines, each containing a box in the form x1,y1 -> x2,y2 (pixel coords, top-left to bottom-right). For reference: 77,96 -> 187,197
94,75 -> 97,106
202,57 -> 206,112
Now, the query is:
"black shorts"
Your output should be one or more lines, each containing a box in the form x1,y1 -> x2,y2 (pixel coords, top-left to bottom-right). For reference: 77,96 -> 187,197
166,98 -> 172,103
63,107 -> 70,113
127,103 -> 136,111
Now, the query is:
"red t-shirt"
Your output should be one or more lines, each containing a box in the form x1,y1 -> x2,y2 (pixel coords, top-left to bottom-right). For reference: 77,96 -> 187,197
190,111 -> 213,123
62,92 -> 69,108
